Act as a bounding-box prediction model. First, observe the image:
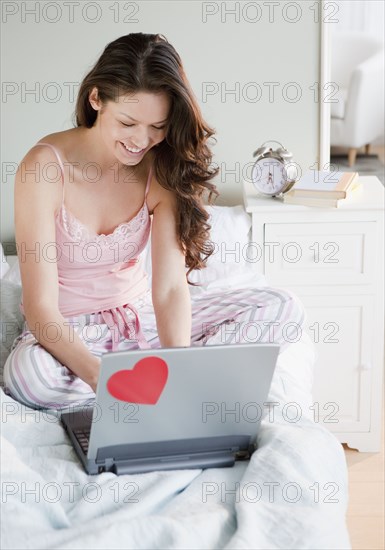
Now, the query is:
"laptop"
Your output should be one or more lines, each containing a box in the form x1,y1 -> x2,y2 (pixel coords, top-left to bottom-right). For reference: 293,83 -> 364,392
61,343 -> 280,475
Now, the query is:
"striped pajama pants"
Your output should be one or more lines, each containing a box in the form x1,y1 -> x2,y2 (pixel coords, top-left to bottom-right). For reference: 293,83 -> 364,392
3,286 -> 306,411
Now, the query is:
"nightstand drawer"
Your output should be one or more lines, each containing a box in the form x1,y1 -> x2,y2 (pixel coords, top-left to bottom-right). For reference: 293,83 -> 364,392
263,221 -> 376,286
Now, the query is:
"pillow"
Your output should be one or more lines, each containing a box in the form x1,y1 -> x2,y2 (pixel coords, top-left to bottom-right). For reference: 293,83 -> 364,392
3,256 -> 21,285
0,244 -> 10,279
0,279 -> 24,387
141,204 -> 267,294
188,205 -> 267,294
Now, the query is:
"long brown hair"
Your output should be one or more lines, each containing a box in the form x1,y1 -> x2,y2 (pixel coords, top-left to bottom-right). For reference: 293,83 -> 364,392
75,33 -> 219,282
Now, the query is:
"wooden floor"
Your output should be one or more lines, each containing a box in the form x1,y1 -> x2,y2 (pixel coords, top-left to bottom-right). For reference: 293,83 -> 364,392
343,405 -> 384,549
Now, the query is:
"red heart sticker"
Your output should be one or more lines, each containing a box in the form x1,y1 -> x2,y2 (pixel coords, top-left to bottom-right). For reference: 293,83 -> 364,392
106,356 -> 169,404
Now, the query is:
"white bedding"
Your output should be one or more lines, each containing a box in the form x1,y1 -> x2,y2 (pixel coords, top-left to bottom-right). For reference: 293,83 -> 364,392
0,206 -> 351,549
1,332 -> 351,549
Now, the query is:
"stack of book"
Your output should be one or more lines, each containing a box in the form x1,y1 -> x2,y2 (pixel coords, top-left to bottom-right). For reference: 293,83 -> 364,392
283,170 -> 360,207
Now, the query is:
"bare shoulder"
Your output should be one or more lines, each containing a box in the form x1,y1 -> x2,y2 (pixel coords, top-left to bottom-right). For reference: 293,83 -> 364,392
35,128 -> 78,145
19,128 -> 79,180
16,131 -> 74,212
21,129 -> 76,163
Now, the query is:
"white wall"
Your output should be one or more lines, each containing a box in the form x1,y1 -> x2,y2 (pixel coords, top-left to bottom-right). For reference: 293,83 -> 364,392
1,0 -> 323,246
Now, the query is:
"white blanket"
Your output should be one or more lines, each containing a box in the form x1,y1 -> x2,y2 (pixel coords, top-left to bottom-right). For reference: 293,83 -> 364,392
1,332 -> 351,550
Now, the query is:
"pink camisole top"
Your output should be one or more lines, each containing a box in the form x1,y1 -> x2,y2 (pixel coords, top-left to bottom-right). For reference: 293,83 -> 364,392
20,141 -> 153,350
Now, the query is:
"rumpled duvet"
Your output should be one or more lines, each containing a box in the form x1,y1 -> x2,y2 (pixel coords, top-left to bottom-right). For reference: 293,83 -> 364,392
1,332 -> 351,549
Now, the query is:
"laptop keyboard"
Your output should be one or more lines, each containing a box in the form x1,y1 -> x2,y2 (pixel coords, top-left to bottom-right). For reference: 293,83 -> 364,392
73,428 -> 91,454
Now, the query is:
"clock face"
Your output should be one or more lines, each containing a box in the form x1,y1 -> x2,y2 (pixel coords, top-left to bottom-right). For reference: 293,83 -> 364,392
252,158 -> 286,196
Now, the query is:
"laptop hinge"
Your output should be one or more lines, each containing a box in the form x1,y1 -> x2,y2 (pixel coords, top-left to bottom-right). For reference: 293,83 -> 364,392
96,435 -> 252,464
112,450 -> 238,475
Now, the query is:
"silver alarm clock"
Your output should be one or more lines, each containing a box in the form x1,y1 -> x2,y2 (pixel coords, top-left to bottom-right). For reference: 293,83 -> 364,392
251,140 -> 298,196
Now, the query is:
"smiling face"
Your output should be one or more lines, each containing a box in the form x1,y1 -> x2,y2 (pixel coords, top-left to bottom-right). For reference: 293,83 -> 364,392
89,87 -> 171,166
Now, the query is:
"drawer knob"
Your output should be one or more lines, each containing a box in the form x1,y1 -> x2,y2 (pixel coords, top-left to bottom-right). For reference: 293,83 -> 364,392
360,362 -> 372,370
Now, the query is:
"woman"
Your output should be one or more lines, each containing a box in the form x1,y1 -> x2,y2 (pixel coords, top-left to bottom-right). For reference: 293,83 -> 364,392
4,33 -> 305,410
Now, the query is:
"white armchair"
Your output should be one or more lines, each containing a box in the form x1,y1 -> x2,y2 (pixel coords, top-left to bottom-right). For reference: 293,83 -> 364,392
330,30 -> 384,166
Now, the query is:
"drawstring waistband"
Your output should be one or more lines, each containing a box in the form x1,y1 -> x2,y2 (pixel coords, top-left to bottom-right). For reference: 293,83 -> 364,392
98,303 -> 151,352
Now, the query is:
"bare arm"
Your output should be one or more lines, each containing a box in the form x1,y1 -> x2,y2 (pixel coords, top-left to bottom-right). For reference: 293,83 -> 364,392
15,146 -> 100,391
150,188 -> 191,347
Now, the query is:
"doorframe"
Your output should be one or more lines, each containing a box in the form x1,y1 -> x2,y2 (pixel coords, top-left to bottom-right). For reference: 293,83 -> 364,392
319,0 -> 331,169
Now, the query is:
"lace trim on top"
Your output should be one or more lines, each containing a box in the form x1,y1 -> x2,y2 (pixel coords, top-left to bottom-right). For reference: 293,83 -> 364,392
58,203 -> 149,246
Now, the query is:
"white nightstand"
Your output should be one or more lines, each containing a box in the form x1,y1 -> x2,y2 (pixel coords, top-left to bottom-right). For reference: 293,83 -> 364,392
243,176 -> 384,452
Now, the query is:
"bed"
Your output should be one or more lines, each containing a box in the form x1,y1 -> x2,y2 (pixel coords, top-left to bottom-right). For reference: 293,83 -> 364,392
0,205 -> 351,549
